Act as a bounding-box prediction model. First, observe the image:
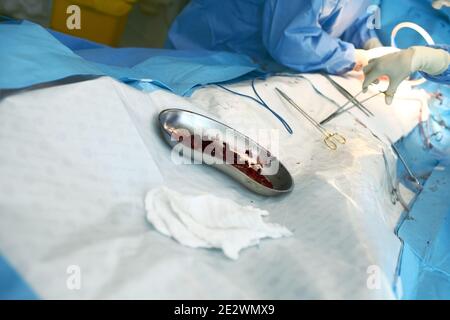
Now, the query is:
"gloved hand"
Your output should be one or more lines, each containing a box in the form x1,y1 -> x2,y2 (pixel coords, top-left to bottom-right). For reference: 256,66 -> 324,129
363,46 -> 450,104
354,49 -> 369,72
432,0 -> 450,9
353,39 -> 383,72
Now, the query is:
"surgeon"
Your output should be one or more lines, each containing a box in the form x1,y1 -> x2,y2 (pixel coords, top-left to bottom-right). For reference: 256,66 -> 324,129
363,0 -> 450,105
167,0 -> 381,74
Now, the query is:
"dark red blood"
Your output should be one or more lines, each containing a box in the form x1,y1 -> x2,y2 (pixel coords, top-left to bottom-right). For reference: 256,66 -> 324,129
179,133 -> 273,189
231,164 -> 274,189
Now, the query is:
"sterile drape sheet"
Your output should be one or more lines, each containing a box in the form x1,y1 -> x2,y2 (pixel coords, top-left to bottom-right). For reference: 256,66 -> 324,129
0,20 -> 258,96
0,73 -> 427,299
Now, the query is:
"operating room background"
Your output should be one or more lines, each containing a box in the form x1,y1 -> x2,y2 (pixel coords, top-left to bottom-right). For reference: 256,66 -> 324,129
2,0 -> 449,49
0,0 -> 189,47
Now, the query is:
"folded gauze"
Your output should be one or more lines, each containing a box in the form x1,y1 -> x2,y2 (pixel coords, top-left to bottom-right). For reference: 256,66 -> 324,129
145,187 -> 292,260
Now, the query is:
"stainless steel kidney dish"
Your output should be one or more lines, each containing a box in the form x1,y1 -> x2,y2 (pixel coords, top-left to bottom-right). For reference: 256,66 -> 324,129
158,108 -> 293,196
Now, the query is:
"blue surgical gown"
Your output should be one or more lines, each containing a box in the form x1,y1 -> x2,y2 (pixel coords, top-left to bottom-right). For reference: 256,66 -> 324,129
167,0 -> 378,74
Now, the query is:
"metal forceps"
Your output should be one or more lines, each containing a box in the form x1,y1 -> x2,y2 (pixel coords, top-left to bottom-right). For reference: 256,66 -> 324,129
382,150 -> 410,212
320,91 -> 382,125
275,87 -> 346,150
387,137 -> 422,190
321,73 -> 374,117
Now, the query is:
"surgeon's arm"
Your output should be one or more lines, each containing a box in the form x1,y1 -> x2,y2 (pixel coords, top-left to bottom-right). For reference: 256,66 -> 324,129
419,45 -> 450,84
261,0 -> 356,74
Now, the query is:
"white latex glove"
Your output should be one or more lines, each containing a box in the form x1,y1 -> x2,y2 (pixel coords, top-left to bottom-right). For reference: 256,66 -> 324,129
354,49 -> 369,71
432,0 -> 450,9
363,46 -> 450,105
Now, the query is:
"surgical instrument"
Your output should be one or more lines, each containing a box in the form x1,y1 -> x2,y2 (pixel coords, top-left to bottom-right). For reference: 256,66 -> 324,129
281,74 -> 343,109
320,91 -> 383,125
382,150 -> 410,212
321,73 -> 374,117
216,79 -> 293,134
387,137 -> 422,190
319,89 -> 363,124
275,87 -> 346,150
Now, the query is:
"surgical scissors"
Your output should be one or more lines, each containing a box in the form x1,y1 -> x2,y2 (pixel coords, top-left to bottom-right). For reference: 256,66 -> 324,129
275,87 -> 346,150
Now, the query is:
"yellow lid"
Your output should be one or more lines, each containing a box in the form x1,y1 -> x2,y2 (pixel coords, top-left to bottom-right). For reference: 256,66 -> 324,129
71,0 -> 137,16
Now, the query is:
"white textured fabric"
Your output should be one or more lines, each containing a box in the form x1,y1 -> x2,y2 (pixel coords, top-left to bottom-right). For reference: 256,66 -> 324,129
0,74 -> 427,299
145,187 -> 292,260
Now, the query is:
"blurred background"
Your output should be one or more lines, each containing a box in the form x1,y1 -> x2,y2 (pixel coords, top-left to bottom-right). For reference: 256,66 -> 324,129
0,0 -> 189,47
